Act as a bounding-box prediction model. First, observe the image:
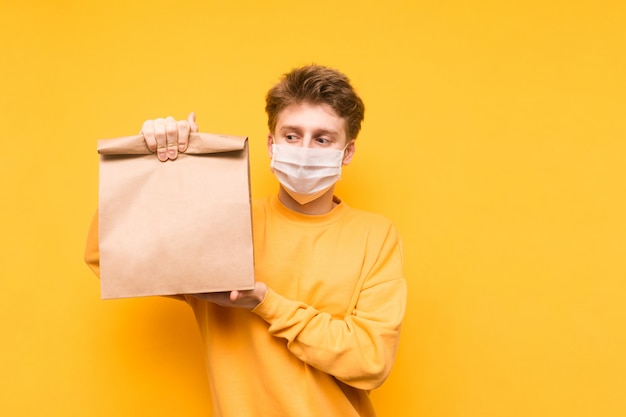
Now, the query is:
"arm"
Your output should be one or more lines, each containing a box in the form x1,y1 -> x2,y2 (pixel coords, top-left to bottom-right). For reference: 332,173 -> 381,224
252,226 -> 407,390
83,210 -> 189,302
84,211 -> 101,277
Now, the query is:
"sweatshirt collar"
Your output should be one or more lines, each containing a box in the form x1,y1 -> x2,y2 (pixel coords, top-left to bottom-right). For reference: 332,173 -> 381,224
270,194 -> 348,225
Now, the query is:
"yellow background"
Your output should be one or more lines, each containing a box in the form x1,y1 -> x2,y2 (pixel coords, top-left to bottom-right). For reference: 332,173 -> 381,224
1,1 -> 625,416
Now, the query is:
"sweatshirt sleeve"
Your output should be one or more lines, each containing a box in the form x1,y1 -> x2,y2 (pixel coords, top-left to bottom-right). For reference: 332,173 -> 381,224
84,211 -> 101,278
83,210 -> 187,302
251,224 -> 407,391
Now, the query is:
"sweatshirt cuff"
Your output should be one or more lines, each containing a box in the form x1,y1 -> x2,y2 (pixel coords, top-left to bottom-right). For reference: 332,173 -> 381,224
251,288 -> 282,322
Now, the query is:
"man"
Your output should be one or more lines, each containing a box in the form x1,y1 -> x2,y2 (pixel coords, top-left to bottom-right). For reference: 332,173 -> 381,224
85,65 -> 406,417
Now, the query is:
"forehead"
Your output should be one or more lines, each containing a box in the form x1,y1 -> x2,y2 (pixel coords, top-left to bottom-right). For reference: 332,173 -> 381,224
275,102 -> 347,137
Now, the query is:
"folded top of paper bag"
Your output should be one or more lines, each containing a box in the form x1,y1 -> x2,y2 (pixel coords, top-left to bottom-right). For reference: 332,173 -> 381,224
98,133 -> 247,155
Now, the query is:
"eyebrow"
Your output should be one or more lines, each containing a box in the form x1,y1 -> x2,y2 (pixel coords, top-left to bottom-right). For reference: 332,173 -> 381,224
279,125 -> 340,138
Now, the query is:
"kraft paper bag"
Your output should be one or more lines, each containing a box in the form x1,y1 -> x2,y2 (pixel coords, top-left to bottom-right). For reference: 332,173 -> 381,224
97,132 -> 255,299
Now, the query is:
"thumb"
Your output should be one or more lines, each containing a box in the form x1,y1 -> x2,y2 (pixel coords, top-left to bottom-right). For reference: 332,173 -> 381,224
188,112 -> 199,132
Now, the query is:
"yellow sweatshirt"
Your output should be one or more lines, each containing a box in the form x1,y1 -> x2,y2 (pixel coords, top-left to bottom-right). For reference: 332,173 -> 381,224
85,195 -> 406,417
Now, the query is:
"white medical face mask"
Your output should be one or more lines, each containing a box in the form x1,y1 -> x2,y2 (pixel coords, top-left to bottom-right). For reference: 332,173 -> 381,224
270,141 -> 347,205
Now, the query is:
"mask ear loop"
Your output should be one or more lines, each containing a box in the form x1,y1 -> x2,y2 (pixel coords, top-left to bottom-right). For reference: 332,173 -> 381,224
341,139 -> 354,156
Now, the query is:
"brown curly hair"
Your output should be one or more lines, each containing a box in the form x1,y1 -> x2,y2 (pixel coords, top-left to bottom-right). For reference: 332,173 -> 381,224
265,65 -> 365,140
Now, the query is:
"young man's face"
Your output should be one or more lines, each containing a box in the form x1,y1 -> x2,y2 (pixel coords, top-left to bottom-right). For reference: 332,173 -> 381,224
267,102 -> 356,165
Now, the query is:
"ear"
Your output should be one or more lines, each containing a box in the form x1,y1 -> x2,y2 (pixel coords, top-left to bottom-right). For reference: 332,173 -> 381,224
267,134 -> 274,159
342,140 -> 356,166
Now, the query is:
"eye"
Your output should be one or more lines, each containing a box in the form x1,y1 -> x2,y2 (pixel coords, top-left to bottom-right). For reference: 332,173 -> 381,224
315,137 -> 330,145
285,134 -> 297,141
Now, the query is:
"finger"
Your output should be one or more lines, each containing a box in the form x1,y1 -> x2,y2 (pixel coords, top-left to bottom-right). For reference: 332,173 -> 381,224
141,119 -> 157,152
191,292 -> 231,306
188,112 -> 198,132
153,118 -> 168,161
177,119 -> 190,152
164,116 -> 179,160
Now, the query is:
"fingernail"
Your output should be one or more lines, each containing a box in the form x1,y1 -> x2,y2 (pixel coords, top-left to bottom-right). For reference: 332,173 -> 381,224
158,151 -> 166,160
168,149 -> 177,159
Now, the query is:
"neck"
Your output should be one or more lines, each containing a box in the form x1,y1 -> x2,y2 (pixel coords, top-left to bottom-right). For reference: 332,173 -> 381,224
277,186 -> 337,215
